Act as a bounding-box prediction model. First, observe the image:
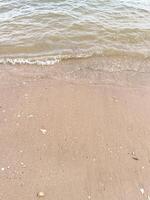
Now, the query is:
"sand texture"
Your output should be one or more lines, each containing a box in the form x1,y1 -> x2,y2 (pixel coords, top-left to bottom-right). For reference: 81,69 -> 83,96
0,66 -> 150,200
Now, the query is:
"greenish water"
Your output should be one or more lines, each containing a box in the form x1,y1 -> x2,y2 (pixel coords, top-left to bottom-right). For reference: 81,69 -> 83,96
0,0 -> 150,66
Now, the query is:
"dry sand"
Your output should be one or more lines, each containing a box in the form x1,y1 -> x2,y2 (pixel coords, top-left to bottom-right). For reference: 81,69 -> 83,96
1,66 -> 150,200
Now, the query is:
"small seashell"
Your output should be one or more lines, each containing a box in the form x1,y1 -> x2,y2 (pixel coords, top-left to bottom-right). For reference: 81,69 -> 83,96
40,129 -> 47,135
20,162 -> 26,168
140,188 -> 144,195
37,192 -> 45,197
27,114 -> 33,118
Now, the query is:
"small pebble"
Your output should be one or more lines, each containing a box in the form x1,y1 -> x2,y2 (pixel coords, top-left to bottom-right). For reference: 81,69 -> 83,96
1,168 -> 5,171
132,156 -> 139,161
37,192 -> 45,197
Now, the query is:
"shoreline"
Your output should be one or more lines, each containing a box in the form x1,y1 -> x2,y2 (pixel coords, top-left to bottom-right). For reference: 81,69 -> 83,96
1,55 -> 150,88
1,65 -> 150,199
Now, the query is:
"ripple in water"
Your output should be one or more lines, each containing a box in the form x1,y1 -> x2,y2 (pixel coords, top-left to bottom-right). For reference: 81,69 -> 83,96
0,0 -> 150,66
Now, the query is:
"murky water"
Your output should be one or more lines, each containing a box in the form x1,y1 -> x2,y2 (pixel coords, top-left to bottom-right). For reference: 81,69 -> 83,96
0,0 -> 150,66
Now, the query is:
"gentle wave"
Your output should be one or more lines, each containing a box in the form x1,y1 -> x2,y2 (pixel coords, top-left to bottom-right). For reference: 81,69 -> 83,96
0,0 -> 150,69
0,48 -> 150,66
0,57 -> 60,66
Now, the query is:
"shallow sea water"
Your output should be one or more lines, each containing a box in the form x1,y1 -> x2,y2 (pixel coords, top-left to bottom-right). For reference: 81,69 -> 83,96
0,0 -> 150,70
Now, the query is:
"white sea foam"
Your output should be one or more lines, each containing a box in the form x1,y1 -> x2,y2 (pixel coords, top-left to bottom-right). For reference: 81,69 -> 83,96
0,57 -> 60,66
0,48 -> 149,67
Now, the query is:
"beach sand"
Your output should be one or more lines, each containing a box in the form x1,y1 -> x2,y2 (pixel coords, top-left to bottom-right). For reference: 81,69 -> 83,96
1,65 -> 150,199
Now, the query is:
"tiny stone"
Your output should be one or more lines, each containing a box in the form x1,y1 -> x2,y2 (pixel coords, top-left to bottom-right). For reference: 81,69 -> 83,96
132,156 -> 139,161
1,168 -> 5,171
88,195 -> 91,199
37,192 -> 45,197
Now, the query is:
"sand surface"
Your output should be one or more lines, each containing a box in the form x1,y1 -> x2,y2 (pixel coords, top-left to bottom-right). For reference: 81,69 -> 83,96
1,66 -> 150,200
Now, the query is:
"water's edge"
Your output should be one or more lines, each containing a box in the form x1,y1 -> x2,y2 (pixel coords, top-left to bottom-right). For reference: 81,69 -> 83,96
1,55 -> 150,87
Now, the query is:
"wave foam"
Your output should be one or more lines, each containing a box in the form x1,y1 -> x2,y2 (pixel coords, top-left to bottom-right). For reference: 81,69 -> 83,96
0,57 -> 60,66
0,49 -> 149,66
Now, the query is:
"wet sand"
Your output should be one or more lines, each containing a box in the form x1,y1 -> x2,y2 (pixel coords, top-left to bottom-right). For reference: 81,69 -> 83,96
1,66 -> 150,200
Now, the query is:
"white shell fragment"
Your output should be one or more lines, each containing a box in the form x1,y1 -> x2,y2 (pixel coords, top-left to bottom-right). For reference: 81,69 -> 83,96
40,129 -> 47,135
37,192 -> 45,197
140,188 -> 145,195
27,114 -> 33,118
20,162 -> 26,168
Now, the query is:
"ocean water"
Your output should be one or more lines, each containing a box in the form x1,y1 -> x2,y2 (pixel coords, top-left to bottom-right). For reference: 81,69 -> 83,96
0,0 -> 150,66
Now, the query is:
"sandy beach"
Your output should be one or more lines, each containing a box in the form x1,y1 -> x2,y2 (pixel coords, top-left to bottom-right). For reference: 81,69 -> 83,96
0,65 -> 150,199
1,0 -> 150,199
